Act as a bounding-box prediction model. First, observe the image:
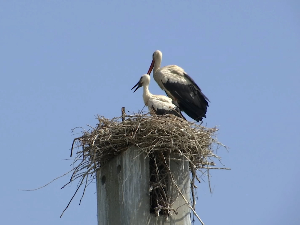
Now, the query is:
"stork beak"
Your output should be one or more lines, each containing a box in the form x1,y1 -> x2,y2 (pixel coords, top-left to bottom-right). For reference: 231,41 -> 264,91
131,80 -> 142,93
147,59 -> 154,75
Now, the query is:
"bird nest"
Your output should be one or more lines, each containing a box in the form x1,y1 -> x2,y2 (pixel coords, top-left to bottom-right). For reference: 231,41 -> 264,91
62,112 -> 227,222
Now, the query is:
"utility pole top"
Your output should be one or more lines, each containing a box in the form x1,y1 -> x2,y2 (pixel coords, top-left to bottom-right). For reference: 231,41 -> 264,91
96,146 -> 191,225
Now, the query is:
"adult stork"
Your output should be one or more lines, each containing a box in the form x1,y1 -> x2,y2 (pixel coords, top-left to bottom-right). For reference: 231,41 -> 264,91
147,50 -> 209,122
131,74 -> 185,119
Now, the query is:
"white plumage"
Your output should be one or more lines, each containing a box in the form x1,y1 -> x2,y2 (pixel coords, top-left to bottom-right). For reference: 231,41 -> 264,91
147,50 -> 209,122
131,74 -> 185,119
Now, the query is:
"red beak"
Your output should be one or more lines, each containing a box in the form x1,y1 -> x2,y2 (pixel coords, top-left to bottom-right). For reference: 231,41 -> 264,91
147,59 -> 154,75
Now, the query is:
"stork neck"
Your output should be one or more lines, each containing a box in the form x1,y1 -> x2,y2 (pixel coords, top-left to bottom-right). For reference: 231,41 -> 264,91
154,57 -> 162,73
143,85 -> 152,106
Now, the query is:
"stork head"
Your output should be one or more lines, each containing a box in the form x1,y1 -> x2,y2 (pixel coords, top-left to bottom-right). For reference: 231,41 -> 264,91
131,74 -> 150,93
147,50 -> 162,75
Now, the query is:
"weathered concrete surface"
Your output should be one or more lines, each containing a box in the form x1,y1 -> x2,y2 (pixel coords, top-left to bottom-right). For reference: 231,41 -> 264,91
96,146 -> 191,225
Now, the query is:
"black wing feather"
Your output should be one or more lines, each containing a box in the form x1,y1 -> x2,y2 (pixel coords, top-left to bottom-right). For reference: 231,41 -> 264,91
152,106 -> 186,120
162,73 -> 209,122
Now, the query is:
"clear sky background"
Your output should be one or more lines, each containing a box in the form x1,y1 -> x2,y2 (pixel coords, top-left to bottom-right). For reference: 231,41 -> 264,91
1,1 -> 299,225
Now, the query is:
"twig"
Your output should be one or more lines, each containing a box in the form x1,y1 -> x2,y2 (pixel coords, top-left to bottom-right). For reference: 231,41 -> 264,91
60,176 -> 85,218
21,169 -> 73,191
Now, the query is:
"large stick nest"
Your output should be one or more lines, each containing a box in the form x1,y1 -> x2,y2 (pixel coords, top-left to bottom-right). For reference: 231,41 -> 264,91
63,113 -> 227,222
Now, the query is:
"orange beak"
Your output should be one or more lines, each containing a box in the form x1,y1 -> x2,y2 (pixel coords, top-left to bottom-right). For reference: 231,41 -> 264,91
147,59 -> 154,75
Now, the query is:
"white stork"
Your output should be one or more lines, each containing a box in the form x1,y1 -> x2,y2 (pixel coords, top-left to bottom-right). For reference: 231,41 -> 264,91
131,74 -> 185,119
147,50 -> 209,122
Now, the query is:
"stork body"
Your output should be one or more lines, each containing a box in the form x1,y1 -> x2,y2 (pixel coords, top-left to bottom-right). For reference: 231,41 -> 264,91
132,74 -> 185,119
147,50 -> 209,122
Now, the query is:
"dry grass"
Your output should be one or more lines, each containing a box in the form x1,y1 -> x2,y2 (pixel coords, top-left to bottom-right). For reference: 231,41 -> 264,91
61,112 -> 228,223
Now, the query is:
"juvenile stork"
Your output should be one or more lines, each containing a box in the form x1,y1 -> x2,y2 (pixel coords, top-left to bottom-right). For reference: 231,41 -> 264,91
131,74 -> 185,119
147,50 -> 209,122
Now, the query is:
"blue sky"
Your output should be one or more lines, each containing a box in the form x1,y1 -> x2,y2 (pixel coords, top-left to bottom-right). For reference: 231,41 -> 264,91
1,1 -> 299,224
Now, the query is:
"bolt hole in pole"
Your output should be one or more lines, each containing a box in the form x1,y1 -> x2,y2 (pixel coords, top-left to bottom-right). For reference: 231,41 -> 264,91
101,175 -> 106,185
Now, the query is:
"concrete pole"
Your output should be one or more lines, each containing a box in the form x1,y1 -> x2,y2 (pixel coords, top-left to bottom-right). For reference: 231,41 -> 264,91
96,146 -> 191,225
